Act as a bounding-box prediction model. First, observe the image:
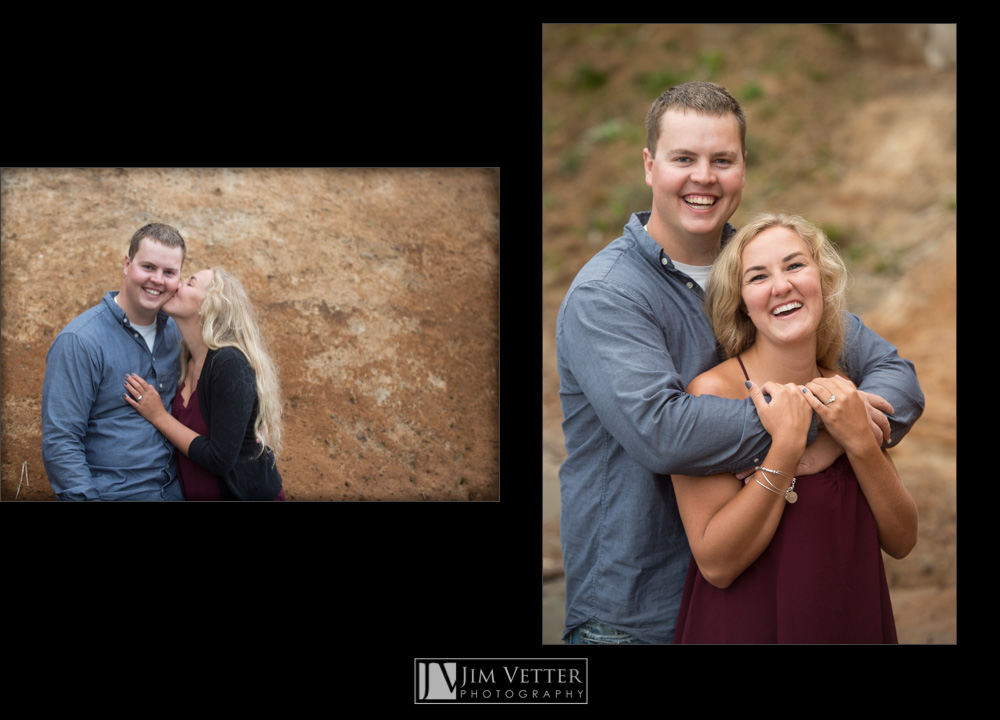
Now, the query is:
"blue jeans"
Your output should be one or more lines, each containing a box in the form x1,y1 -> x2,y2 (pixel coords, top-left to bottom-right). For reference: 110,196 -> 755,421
565,621 -> 650,644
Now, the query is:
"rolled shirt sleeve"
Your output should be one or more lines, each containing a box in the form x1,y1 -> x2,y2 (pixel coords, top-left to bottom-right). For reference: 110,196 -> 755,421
840,312 -> 924,447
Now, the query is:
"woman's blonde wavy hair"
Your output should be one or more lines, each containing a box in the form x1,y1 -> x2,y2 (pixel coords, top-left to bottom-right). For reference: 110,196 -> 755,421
704,211 -> 849,373
180,267 -> 283,461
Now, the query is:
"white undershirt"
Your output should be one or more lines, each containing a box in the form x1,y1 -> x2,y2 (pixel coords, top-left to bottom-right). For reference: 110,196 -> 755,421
115,294 -> 157,352
645,223 -> 713,289
131,320 -> 157,353
671,259 -> 712,289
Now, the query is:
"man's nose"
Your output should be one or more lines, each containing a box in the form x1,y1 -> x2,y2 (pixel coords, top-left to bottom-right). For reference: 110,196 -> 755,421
690,158 -> 715,184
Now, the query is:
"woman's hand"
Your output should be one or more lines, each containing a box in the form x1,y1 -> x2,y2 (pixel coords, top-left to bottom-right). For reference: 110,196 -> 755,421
802,375 -> 875,456
123,374 -> 166,423
747,380 -> 813,457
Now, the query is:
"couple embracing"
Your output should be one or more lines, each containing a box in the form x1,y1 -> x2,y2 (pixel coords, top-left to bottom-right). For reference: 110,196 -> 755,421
557,82 -> 922,644
42,223 -> 284,501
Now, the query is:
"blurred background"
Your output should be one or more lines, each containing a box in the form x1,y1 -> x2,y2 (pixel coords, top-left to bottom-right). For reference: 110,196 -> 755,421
542,24 -> 955,643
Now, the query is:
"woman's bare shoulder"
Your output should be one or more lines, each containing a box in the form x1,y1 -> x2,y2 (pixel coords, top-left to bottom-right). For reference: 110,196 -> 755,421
686,358 -> 747,401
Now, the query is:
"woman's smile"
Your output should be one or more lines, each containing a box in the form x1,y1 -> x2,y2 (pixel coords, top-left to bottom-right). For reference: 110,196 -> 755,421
770,301 -> 803,318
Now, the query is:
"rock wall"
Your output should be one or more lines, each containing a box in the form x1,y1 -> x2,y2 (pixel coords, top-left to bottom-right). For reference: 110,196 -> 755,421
1,167 -> 500,501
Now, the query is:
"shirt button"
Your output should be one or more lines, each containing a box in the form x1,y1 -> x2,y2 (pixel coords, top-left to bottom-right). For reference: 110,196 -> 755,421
661,257 -> 668,266
753,457 -> 761,464
686,281 -> 694,289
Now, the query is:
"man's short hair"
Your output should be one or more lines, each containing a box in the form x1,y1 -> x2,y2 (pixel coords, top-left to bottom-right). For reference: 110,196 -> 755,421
129,223 -> 186,260
645,81 -> 747,157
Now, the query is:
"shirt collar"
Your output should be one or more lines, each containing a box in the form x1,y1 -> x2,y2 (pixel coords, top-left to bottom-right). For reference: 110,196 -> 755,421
629,211 -> 736,271
104,291 -> 168,330
105,291 -> 130,327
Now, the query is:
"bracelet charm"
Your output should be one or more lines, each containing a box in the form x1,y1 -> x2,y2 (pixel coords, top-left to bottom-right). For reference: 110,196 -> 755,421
754,465 -> 797,504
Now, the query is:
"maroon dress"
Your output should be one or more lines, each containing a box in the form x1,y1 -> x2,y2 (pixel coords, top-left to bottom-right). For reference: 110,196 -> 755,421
172,379 -> 286,501
173,381 -> 223,501
673,456 -> 897,643
673,358 -> 897,644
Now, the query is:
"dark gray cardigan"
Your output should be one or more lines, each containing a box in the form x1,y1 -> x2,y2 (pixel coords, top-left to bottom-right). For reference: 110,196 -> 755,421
188,346 -> 282,500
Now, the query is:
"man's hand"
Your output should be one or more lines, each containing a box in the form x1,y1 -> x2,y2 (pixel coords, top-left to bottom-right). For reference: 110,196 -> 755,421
858,388 -> 893,446
795,429 -> 844,476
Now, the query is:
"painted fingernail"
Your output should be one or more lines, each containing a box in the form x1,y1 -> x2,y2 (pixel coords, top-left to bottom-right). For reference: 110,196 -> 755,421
745,381 -> 752,389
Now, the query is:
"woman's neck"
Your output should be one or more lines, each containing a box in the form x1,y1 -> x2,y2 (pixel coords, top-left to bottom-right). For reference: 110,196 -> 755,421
741,339 -> 822,386
175,315 -> 209,369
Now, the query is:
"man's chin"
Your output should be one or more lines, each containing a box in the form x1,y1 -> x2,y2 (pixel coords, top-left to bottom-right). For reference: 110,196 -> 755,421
137,294 -> 171,318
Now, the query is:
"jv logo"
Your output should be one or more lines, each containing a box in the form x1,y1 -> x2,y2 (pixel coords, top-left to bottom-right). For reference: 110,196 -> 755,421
417,662 -> 457,700
415,659 -> 587,704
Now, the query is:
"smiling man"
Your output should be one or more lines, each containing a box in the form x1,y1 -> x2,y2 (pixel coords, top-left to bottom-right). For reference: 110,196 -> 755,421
642,99 -> 746,267
555,82 -> 925,643
42,223 -> 187,500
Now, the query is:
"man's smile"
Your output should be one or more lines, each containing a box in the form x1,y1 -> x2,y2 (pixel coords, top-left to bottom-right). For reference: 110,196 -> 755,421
683,194 -> 718,209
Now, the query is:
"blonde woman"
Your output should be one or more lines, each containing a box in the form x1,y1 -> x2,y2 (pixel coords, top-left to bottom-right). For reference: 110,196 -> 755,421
124,267 -> 285,501
671,212 -> 917,643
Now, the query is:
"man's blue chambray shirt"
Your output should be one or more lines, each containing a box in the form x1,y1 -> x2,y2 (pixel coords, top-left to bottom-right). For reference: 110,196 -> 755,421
555,212 -> 924,644
42,291 -> 182,501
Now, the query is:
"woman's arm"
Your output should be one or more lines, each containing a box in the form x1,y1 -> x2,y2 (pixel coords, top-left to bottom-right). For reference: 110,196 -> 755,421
187,349 -> 258,476
123,374 -> 199,456
803,375 -> 918,559
672,374 -> 814,588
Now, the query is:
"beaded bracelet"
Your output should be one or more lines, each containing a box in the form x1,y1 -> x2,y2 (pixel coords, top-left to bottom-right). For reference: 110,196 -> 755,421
753,466 -> 798,504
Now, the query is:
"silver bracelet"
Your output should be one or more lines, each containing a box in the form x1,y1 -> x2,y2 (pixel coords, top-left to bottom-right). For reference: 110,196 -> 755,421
754,473 -> 782,495
754,466 -> 798,504
756,465 -> 794,480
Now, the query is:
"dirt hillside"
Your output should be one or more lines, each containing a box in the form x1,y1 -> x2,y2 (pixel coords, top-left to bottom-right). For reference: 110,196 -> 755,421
542,24 -> 955,642
2,167 -> 499,501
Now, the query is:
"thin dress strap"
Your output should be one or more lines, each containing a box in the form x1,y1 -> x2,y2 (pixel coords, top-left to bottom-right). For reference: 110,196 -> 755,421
737,355 -> 750,381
